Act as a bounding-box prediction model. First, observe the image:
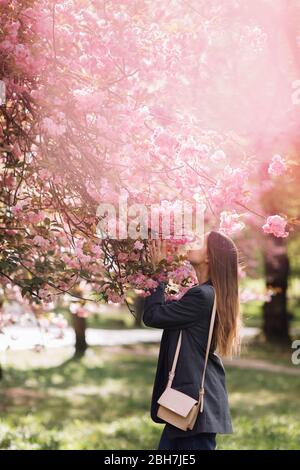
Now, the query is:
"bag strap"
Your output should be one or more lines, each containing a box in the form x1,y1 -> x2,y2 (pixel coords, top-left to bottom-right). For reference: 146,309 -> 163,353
199,286 -> 217,410
167,328 -> 182,387
167,285 -> 217,411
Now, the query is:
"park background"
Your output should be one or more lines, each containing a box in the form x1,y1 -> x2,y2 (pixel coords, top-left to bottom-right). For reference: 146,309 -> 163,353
1,256 -> 300,449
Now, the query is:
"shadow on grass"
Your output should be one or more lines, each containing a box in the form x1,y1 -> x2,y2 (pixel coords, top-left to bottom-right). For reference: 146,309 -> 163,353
0,346 -> 300,449
0,347 -> 156,425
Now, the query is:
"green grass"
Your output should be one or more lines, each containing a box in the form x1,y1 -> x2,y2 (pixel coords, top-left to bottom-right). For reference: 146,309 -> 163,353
218,367 -> 300,450
0,345 -> 299,450
239,337 -> 299,367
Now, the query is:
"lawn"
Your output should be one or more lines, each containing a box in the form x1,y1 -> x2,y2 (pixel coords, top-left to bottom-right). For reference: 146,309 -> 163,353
0,344 -> 299,450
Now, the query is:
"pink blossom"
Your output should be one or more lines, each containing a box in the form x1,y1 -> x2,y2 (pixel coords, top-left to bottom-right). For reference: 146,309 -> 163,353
138,290 -> 151,298
117,252 -> 129,262
74,247 -> 92,264
219,211 -> 245,235
12,143 -> 22,159
14,44 -> 29,62
38,289 -> 53,303
76,307 -> 89,318
128,252 -> 140,261
145,279 -> 159,289
26,212 -> 45,224
262,215 -> 289,238
5,20 -> 20,39
106,289 -> 125,303
152,129 -> 178,150
268,154 -> 287,176
39,169 -> 52,180
5,229 -> 17,235
70,304 -> 88,318
133,240 -> 144,250
42,117 -> 66,137
91,244 -> 102,256
32,235 -> 50,249
4,175 -> 16,189
210,150 -> 226,163
11,200 -> 27,216
0,40 -> 14,52
209,167 -> 249,210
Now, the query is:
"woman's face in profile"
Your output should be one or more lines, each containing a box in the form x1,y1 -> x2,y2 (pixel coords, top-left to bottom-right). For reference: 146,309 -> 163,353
185,231 -> 209,266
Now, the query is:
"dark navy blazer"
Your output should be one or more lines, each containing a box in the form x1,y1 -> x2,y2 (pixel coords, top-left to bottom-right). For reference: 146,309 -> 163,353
143,279 -> 233,439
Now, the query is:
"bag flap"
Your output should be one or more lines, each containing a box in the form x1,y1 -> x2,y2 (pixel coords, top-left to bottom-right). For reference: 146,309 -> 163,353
157,387 -> 198,417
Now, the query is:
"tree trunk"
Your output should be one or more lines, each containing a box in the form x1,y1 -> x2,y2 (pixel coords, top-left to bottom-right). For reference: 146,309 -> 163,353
134,295 -> 145,327
72,314 -> 88,357
262,235 -> 290,344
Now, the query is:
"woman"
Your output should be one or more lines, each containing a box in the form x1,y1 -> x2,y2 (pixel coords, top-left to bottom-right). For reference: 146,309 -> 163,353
143,230 -> 241,450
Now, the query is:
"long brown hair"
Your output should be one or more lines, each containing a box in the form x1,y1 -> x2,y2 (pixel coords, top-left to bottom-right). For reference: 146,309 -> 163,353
207,230 -> 241,357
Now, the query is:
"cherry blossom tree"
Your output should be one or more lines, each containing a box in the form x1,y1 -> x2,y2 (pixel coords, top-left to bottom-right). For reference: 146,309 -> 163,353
1,0 -> 300,344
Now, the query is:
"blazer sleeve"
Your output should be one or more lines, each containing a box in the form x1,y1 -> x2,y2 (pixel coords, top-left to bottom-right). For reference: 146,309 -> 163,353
143,281 -> 206,329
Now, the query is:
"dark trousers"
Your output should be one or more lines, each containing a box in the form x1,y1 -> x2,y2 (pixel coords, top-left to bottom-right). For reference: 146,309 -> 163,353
157,425 -> 217,450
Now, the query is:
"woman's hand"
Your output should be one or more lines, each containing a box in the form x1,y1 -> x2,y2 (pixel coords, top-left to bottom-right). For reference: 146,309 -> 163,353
148,239 -> 167,269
